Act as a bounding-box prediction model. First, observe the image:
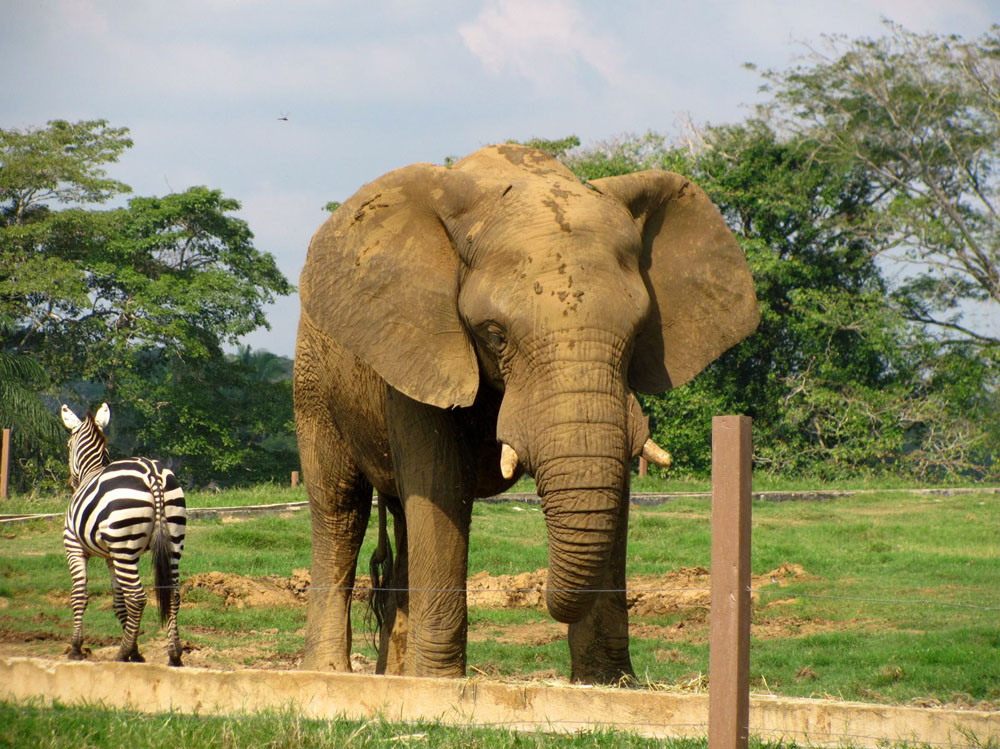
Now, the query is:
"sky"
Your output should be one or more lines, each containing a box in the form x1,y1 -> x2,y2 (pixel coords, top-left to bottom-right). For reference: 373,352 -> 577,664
2,0 -> 997,357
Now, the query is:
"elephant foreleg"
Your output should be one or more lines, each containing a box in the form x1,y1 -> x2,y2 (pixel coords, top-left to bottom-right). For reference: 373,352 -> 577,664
297,404 -> 372,672
567,484 -> 636,684
385,388 -> 473,678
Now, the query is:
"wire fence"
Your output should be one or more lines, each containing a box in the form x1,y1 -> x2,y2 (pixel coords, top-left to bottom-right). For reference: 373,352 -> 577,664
14,579 -> 1000,612
3,502 -> 998,748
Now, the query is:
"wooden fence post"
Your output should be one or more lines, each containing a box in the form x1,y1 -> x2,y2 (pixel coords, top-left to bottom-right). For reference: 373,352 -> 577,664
709,415 -> 752,749
290,471 -> 299,488
0,428 -> 10,500
638,456 -> 648,477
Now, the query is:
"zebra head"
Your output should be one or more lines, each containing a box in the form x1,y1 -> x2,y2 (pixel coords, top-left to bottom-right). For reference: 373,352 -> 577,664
61,403 -> 111,489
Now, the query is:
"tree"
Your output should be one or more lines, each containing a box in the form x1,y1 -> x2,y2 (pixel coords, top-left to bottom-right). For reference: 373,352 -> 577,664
0,328 -> 62,492
117,348 -> 297,485
1,120 -> 295,488
1,119 -> 132,223
568,124 -> 999,479
5,186 -> 293,391
754,22 -> 1000,351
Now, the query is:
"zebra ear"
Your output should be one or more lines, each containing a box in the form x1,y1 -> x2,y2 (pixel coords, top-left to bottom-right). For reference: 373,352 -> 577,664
60,405 -> 82,431
94,403 -> 110,430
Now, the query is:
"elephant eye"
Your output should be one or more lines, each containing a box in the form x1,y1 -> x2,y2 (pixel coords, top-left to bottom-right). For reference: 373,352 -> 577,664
483,323 -> 507,350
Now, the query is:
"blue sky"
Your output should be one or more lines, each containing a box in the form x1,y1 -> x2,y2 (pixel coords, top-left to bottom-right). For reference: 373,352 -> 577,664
3,0 -> 997,356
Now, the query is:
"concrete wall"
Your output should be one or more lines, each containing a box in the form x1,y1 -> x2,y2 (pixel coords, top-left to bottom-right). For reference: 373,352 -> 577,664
2,657 -> 996,746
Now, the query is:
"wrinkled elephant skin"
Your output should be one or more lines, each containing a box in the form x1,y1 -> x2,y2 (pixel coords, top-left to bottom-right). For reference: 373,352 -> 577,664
293,145 -> 758,682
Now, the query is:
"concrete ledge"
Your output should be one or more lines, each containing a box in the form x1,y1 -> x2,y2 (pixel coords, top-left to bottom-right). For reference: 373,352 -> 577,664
2,657 -> 996,746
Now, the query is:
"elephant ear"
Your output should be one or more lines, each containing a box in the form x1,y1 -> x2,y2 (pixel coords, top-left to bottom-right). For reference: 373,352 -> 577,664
592,171 -> 759,393
300,164 -> 481,409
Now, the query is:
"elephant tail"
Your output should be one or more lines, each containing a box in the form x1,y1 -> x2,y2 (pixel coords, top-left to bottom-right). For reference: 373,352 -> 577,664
368,494 -> 394,639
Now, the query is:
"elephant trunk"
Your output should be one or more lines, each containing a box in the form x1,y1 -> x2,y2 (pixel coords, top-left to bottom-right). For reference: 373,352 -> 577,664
505,385 -> 629,624
538,468 -> 625,623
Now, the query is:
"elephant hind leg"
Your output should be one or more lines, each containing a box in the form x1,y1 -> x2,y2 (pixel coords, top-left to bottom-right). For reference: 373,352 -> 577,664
296,377 -> 373,672
369,493 -> 394,634
374,492 -> 408,675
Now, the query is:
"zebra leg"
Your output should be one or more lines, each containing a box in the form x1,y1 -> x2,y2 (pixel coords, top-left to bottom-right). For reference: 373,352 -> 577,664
105,557 -> 128,629
165,567 -> 183,667
111,557 -> 147,663
65,547 -> 90,660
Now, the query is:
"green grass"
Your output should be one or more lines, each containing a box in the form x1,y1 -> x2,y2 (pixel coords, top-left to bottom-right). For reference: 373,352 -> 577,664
1,700 -> 718,749
2,487 -> 997,709
4,471 -> 989,516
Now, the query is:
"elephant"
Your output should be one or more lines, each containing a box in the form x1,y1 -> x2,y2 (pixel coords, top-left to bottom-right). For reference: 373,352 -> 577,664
293,144 -> 758,683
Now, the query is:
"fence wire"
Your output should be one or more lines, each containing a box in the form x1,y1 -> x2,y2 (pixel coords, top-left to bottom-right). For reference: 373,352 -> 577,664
3,503 -> 998,747
16,579 -> 1000,612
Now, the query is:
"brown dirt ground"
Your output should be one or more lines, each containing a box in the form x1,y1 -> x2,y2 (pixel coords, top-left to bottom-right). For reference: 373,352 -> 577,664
1,562 -> 851,673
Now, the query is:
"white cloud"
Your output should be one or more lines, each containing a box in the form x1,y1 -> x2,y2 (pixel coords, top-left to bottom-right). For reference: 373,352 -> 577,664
459,0 -> 625,92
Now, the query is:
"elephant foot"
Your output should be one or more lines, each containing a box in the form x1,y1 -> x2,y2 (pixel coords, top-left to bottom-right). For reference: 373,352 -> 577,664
570,665 -> 636,686
300,651 -> 351,672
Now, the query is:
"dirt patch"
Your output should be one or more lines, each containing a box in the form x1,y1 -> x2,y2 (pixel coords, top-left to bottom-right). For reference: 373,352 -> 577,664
628,561 -> 810,617
467,620 -> 565,646
467,570 -> 548,609
3,562 -> 823,670
182,561 -> 811,615
185,569 -> 311,609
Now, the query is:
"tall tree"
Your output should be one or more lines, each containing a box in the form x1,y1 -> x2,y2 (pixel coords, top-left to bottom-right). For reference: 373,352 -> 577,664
1,120 -> 295,488
568,124 -> 998,479
753,22 -> 1000,350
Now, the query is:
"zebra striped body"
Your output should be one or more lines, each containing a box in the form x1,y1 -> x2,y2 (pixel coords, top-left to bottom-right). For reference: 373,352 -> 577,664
61,403 -> 186,666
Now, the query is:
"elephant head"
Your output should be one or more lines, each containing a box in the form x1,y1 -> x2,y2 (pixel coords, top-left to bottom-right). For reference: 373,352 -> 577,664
300,145 -> 757,623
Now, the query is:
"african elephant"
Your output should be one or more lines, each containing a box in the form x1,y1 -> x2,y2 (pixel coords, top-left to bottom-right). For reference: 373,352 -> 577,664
293,144 -> 758,683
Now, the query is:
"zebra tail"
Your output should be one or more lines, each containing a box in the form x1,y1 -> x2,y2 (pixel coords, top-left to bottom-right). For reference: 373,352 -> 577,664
148,463 -> 173,626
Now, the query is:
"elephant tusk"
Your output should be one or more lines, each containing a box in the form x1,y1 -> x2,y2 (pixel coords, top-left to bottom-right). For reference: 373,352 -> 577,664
642,438 -> 672,468
500,443 -> 519,479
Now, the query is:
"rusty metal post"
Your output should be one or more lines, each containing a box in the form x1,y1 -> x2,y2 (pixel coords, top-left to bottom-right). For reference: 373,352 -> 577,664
709,415 -> 752,749
0,429 -> 10,500
291,471 -> 299,488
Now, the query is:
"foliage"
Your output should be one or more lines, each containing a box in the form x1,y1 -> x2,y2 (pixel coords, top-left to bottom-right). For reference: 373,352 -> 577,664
754,21 -> 1000,351
0,118 -> 133,221
507,134 -> 581,158
0,331 -> 63,492
568,120 -> 999,480
0,120 -> 295,489
110,349 -> 298,485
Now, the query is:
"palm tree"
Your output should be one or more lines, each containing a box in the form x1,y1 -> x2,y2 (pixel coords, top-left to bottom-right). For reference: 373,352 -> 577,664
0,333 -> 61,493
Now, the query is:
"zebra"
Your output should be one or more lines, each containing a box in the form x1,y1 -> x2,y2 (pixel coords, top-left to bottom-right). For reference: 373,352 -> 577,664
60,402 -> 187,666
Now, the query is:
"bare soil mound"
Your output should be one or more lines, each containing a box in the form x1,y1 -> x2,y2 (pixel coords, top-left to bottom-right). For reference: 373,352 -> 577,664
183,562 -> 812,614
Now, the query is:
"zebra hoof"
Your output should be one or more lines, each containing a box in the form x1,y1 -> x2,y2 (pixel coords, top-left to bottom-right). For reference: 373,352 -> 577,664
65,645 -> 90,661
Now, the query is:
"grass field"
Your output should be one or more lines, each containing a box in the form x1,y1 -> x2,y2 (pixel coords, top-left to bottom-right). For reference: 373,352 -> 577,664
2,483 -> 999,745
1,700 -> 783,749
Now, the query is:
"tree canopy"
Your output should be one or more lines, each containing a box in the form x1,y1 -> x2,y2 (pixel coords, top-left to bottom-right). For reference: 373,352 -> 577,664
1,120 -> 296,489
3,21 -> 998,489
754,22 -> 1000,351
565,115 -> 997,479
